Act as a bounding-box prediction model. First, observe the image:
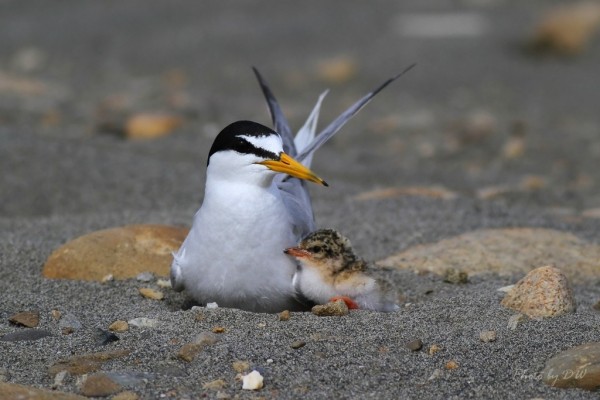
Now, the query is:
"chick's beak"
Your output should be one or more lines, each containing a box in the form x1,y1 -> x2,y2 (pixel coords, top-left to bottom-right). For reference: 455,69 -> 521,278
284,247 -> 312,259
258,152 -> 328,186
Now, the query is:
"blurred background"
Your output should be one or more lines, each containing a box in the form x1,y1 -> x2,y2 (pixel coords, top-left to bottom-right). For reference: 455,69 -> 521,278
1,0 -> 600,220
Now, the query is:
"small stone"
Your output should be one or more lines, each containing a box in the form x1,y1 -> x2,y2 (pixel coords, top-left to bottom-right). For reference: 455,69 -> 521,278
48,349 -> 131,376
315,55 -> 357,84
53,370 -> 67,388
203,379 -> 227,390
311,300 -> 349,316
62,327 -> 75,335
279,310 -> 290,321
101,274 -> 114,283
177,332 -> 219,362
59,313 -> 83,332
428,369 -> 443,381
241,370 -> 264,390
232,361 -> 250,373
428,344 -> 441,356
291,340 -> 306,349
42,225 -> 188,282
112,391 -> 140,400
443,268 -> 469,284
139,287 -> 164,300
80,373 -> 123,397
109,320 -> 129,332
0,329 -> 52,342
0,382 -> 87,399
212,326 -> 226,333
136,272 -> 154,282
501,266 -> 576,318
128,317 -> 159,328
593,300 -> 600,311
507,313 -> 526,330
479,330 -> 497,343
206,302 -> 219,309
94,328 -> 119,346
51,309 -> 62,320
542,342 -> 600,390
125,113 -> 183,140
497,285 -> 515,293
445,360 -> 459,370
156,279 -> 172,288
8,311 -> 40,328
405,339 -> 423,351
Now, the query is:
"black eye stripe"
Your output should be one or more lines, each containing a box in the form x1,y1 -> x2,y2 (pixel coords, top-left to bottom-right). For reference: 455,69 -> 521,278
208,121 -> 280,165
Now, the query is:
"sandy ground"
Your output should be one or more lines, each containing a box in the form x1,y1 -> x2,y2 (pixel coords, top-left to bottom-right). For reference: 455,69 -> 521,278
1,1 -> 600,398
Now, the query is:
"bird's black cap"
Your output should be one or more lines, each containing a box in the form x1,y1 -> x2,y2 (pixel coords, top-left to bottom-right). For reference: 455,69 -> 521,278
207,121 -> 280,165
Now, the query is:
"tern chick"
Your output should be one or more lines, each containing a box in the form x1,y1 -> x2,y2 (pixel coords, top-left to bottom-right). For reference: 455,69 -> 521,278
285,229 -> 399,312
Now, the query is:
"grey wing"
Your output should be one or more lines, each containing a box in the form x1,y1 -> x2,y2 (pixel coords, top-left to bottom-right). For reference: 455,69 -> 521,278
252,67 -> 297,156
296,63 -> 416,163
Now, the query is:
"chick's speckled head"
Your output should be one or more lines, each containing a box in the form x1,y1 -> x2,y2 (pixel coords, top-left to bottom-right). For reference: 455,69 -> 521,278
285,229 -> 363,273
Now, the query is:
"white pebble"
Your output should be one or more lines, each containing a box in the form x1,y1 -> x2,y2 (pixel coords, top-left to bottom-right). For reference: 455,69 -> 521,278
128,317 -> 159,328
206,302 -> 219,309
497,284 -> 515,293
156,279 -> 172,288
242,370 -> 264,390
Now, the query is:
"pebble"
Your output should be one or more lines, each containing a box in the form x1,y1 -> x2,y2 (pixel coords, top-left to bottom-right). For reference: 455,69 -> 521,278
51,309 -> 62,320
59,313 -> 83,332
0,329 -> 53,342
94,328 -> 119,346
8,311 -> 40,327
232,361 -> 250,373
428,344 -> 441,356
103,371 -> 155,387
80,373 -> 123,397
291,340 -> 306,349
48,349 -> 131,376
136,271 -> 154,282
445,360 -> 459,370
156,279 -> 172,288
378,228 -> 600,284
212,326 -> 226,333
128,317 -> 159,329
593,300 -> 600,311
203,379 -> 227,390
139,287 -> 164,300
501,266 -> 576,318
279,310 -> 290,321
206,302 -> 219,309
53,370 -> 67,388
112,391 -> 140,400
109,320 -> 129,332
479,330 -> 497,343
507,313 -> 526,330
542,342 -> 600,391
311,300 -> 349,316
405,339 -> 423,351
0,382 -> 87,399
443,268 -> 469,284
42,224 -> 188,281
124,112 -> 183,140
428,369 -> 443,381
177,331 -> 220,362
241,370 -> 264,390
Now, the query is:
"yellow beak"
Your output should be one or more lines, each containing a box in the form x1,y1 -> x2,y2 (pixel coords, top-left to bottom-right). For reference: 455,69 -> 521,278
258,152 -> 328,186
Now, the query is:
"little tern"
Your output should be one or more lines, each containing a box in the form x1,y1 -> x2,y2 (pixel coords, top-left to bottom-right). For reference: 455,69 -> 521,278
285,229 -> 400,312
171,65 -> 414,312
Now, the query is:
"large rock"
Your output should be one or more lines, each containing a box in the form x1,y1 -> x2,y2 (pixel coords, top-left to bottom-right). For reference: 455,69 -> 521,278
0,382 -> 87,399
542,342 -> 600,391
43,225 -> 188,281
501,266 -> 575,318
378,228 -> 600,284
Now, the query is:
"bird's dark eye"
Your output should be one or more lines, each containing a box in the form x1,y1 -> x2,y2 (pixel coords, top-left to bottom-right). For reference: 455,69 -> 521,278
310,245 -> 322,253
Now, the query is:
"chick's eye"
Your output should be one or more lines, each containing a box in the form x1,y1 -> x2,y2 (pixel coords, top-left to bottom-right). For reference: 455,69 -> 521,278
310,245 -> 322,253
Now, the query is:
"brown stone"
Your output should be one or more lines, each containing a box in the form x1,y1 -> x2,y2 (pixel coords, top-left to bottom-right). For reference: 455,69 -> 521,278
139,287 -> 164,300
80,373 -> 123,397
177,343 -> 203,363
0,382 -> 87,399
9,311 -> 40,327
42,225 -> 188,281
311,300 -> 349,317
405,339 -> 423,351
202,379 -> 227,390
501,266 -> 575,318
542,342 -> 600,391
378,228 -> 600,284
445,360 -> 459,370
48,349 -> 131,376
232,360 -> 250,373
125,113 -> 183,140
109,320 -> 129,332
279,310 -> 290,321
